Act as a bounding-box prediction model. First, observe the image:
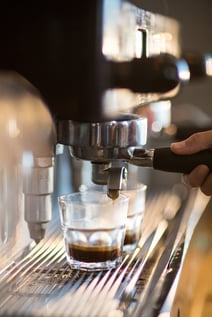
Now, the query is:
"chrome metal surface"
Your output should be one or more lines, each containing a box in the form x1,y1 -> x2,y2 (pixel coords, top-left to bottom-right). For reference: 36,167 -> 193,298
60,114 -> 147,189
0,73 -> 56,264
128,148 -> 154,167
0,186 -> 207,317
106,164 -> 128,198
59,115 -> 147,160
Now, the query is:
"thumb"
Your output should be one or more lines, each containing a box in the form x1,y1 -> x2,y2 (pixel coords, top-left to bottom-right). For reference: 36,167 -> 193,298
171,131 -> 212,155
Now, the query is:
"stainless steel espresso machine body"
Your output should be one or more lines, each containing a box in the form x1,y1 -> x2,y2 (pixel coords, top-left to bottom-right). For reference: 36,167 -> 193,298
0,1 -> 212,316
0,0 -> 189,240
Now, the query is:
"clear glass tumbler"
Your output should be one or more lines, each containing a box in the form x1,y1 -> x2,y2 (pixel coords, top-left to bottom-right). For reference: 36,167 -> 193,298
122,182 -> 147,252
58,190 -> 129,271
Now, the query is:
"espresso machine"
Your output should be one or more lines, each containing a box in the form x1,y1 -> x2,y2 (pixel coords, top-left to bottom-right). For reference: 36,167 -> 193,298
0,1 -> 212,316
0,0 -> 211,240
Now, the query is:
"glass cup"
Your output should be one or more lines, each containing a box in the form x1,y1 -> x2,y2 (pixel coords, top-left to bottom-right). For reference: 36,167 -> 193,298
122,182 -> 147,252
58,190 -> 129,271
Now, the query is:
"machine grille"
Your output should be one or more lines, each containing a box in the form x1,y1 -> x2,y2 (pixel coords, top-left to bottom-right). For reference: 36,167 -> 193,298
0,187 -> 202,317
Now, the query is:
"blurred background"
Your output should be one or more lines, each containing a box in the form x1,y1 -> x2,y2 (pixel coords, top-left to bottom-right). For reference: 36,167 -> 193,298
133,0 -> 212,118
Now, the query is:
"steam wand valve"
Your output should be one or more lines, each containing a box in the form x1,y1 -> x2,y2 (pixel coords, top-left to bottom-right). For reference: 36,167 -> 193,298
23,157 -> 54,244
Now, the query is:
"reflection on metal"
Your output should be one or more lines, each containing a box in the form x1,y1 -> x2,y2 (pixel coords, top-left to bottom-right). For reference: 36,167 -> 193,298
0,72 -> 56,269
0,186 -> 208,317
205,55 -> 212,76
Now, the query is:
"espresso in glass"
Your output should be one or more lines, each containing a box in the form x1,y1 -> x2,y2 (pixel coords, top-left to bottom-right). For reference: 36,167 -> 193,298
68,244 -> 121,262
122,183 -> 146,252
59,191 -> 129,271
64,227 -> 124,270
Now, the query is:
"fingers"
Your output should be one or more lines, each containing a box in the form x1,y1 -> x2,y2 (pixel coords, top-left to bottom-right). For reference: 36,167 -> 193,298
170,130 -> 212,196
183,165 -> 209,187
171,130 -> 212,155
182,165 -> 212,196
200,173 -> 212,196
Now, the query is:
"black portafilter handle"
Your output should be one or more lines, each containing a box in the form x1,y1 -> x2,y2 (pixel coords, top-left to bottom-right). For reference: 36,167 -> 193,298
153,147 -> 212,173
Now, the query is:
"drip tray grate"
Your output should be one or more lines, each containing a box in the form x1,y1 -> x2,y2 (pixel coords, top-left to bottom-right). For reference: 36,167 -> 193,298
0,187 -> 199,317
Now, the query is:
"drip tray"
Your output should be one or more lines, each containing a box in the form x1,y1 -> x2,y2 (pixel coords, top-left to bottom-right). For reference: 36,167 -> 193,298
0,187 -> 205,317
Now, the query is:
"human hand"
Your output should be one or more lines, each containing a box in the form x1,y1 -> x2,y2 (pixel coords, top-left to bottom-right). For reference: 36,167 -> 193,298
171,130 -> 212,196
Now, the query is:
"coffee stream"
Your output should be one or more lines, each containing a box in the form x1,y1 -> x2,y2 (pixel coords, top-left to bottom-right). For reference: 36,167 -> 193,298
107,189 -> 119,200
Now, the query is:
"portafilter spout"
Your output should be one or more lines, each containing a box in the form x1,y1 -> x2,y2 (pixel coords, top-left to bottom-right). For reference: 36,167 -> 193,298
57,114 -> 147,198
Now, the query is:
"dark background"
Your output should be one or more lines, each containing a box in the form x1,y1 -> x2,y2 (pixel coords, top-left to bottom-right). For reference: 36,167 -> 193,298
0,1 -> 211,121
